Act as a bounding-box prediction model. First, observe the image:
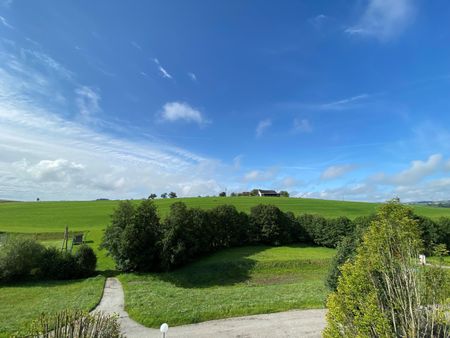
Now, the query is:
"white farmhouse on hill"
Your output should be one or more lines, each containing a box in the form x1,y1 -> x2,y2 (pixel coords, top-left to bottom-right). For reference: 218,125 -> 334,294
257,189 -> 280,197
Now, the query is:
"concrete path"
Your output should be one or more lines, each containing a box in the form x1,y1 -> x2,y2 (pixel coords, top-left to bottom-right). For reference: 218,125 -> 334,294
94,277 -> 327,338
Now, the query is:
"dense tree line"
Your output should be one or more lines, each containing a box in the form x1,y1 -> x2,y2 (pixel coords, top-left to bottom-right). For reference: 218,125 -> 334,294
102,200 -> 450,273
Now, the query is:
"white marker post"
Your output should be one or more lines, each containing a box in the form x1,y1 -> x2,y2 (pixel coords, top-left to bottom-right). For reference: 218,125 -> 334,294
160,323 -> 169,338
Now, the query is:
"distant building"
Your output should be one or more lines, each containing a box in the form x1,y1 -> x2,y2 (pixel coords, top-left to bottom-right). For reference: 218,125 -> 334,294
257,189 -> 280,197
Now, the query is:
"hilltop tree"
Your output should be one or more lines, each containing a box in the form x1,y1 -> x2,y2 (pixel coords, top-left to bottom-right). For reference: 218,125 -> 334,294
169,192 -> 177,198
250,189 -> 259,196
324,201 -> 450,337
148,193 -> 157,200
280,191 -> 289,197
160,193 -> 168,199
219,191 -> 226,197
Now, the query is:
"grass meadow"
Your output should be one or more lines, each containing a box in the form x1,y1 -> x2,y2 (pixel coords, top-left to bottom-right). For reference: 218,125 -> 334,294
119,245 -> 335,327
0,276 -> 105,338
0,197 -> 449,334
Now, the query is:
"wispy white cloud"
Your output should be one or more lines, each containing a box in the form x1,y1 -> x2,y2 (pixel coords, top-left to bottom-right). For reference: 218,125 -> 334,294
130,41 -> 142,50
346,0 -> 415,41
153,58 -> 173,79
0,40 -> 226,200
233,155 -> 244,170
372,154 -> 443,186
75,86 -> 101,118
256,119 -> 272,137
309,14 -> 327,29
0,15 -> 13,29
321,164 -> 356,180
188,72 -> 197,81
319,94 -> 369,110
160,101 -> 207,125
293,118 -> 312,133
243,167 -> 278,182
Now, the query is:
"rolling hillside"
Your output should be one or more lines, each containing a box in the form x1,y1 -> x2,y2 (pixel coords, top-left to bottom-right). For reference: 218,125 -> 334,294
0,197 -> 449,234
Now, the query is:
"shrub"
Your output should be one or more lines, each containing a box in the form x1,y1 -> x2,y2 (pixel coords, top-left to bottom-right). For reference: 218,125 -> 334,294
101,200 -> 161,272
324,201 -> 450,337
74,245 -> 97,277
25,309 -> 123,338
0,237 -> 44,282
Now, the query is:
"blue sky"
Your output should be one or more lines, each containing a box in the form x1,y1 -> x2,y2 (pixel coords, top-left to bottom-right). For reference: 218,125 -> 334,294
1,0 -> 450,201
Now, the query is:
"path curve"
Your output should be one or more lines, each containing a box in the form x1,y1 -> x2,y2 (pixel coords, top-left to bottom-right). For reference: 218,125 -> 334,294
94,277 -> 327,338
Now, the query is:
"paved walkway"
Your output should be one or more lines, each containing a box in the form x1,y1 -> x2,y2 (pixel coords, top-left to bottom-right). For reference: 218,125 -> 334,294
94,277 -> 327,338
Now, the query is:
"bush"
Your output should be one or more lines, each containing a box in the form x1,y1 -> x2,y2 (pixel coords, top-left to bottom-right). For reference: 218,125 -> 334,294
25,309 -> 123,338
0,237 -> 44,282
74,245 -> 97,277
101,200 -> 162,272
324,201 -> 450,337
0,237 -> 97,282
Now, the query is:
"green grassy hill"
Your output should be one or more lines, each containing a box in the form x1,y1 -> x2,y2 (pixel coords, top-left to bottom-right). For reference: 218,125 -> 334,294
1,197 -> 449,234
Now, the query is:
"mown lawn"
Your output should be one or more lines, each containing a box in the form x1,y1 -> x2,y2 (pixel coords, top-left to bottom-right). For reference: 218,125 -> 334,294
0,276 -> 105,338
119,245 -> 335,327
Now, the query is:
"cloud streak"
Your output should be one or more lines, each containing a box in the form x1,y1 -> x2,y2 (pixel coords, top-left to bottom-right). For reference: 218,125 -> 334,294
256,119 -> 272,137
346,0 -> 415,41
153,58 -> 173,79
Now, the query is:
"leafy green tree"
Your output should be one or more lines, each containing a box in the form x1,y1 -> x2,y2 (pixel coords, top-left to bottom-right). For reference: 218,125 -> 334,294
436,217 -> 450,250
169,192 -> 177,198
161,202 -> 198,269
326,215 -> 375,290
101,200 -> 162,272
414,215 -> 441,255
160,193 -> 168,199
250,204 -> 291,245
280,190 -> 289,197
148,193 -> 157,199
324,201 -> 449,337
219,191 -> 226,197
250,189 -> 259,196
208,205 -> 245,248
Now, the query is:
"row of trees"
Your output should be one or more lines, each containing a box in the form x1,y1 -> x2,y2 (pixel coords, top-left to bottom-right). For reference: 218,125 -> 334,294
101,199 -> 450,274
148,192 -> 177,199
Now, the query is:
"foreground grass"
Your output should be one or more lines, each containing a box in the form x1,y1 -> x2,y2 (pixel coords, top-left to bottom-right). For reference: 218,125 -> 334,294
119,245 -> 335,327
0,276 -> 105,338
